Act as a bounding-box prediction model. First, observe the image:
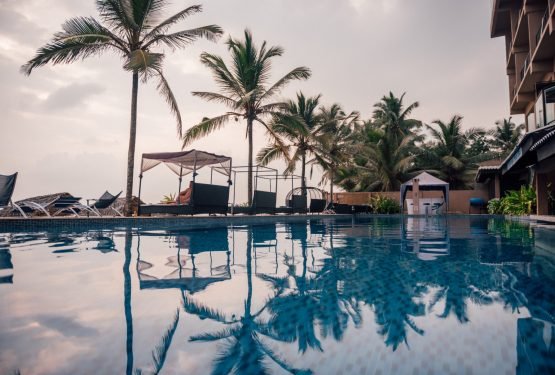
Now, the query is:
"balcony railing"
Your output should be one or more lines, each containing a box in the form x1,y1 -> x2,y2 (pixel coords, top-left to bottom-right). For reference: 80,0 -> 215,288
536,8 -> 550,45
520,53 -> 530,81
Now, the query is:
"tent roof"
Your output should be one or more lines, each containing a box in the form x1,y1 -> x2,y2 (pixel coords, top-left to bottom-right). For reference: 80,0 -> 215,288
141,149 -> 232,177
401,172 -> 448,187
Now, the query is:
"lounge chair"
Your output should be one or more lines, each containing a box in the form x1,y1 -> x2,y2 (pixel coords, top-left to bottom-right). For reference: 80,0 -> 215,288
232,190 -> 277,215
140,182 -> 229,216
309,198 -> 326,214
276,195 -> 307,214
73,191 -> 123,217
0,173 -> 26,218
17,193 -> 82,217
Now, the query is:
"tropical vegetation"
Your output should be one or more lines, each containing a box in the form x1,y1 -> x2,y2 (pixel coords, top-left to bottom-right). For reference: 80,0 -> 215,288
22,0 -> 223,215
488,186 -> 537,215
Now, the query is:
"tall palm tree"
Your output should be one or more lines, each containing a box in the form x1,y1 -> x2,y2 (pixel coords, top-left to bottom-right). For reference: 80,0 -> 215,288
421,115 -> 481,189
182,30 -> 311,205
490,117 -> 525,157
372,92 -> 421,143
257,92 -> 322,199
22,1 -> 223,215
309,104 -> 359,207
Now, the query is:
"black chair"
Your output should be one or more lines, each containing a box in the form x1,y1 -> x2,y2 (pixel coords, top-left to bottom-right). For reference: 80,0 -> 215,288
232,190 -> 277,215
76,191 -> 123,217
277,195 -> 307,214
0,173 -> 26,218
309,198 -> 326,214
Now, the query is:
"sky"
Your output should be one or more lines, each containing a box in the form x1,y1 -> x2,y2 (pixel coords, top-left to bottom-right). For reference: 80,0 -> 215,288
0,0 -> 519,204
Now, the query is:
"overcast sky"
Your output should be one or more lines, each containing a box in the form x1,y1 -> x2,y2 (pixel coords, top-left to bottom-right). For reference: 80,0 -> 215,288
0,0 -> 518,204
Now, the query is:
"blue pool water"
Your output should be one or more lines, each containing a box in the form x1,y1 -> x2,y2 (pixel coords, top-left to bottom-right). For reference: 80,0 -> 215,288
0,216 -> 554,374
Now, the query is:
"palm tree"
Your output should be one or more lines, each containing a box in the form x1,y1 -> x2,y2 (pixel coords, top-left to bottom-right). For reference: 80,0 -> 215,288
372,92 -> 421,142
358,131 -> 418,191
182,30 -> 311,205
422,115 -> 482,189
309,104 -> 359,207
490,117 -> 525,157
22,1 -> 223,215
257,92 -> 322,199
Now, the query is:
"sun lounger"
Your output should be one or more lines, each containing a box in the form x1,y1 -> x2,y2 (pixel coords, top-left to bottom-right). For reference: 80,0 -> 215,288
140,182 -> 229,216
72,191 -> 123,217
309,198 -> 326,214
276,195 -> 307,214
232,190 -> 277,215
17,193 -> 82,217
0,173 -> 26,218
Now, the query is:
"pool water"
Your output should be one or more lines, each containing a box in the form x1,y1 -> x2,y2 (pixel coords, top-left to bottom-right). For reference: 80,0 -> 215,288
1,217 -> 554,374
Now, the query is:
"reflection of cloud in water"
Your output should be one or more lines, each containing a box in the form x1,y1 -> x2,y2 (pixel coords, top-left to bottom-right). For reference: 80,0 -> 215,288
35,314 -> 98,338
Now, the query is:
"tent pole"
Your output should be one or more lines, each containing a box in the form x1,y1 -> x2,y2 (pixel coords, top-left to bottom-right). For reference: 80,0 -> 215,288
177,166 -> 183,205
232,171 -> 237,214
137,174 -> 143,216
211,167 -> 213,184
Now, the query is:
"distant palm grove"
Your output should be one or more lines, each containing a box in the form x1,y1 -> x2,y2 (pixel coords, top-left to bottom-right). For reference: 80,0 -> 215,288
22,0 -> 524,213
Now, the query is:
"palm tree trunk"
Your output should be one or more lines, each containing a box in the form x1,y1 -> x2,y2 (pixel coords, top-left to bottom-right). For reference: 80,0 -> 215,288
123,231 -> 134,375
301,152 -> 307,199
125,71 -> 139,216
247,118 -> 254,207
329,169 -> 334,208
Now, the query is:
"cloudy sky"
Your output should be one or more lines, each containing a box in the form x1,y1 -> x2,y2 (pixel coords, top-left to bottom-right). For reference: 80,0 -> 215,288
0,0 -> 517,204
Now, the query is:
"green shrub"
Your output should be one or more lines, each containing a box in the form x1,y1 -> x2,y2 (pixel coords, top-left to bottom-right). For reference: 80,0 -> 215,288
500,185 -> 536,216
370,195 -> 401,214
487,198 -> 503,215
160,193 -> 176,204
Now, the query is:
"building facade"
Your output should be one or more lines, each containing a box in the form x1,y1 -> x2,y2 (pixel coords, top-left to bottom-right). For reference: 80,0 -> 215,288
480,0 -> 555,215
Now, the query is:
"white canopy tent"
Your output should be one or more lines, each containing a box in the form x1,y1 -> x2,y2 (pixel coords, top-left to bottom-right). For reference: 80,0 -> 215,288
138,150 -> 232,202
400,172 -> 449,213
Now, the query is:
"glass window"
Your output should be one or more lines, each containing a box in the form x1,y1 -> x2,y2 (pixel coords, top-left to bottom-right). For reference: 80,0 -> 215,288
544,86 -> 555,126
527,111 -> 536,132
535,94 -> 544,128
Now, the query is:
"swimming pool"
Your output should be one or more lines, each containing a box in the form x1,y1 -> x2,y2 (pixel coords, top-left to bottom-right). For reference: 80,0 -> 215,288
0,216 -> 554,374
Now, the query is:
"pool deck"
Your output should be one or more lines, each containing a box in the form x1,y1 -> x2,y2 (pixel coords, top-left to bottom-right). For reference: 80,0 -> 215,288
0,213 -> 354,232
0,213 -> 552,232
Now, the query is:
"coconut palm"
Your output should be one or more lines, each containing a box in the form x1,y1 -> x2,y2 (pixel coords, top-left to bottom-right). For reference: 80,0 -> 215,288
182,30 -> 311,205
309,104 -> 359,207
257,93 -> 322,199
372,92 -> 421,143
22,1 -> 223,215
421,115 -> 482,189
490,117 -> 525,157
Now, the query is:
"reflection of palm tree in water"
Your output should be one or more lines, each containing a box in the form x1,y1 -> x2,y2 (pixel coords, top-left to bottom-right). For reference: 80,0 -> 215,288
123,231 -> 181,375
184,228 -> 311,375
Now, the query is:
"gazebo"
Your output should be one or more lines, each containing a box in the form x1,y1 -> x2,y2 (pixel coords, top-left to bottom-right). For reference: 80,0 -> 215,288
400,172 -> 449,214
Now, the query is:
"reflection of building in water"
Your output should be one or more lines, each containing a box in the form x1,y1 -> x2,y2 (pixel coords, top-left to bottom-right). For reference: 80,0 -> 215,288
402,217 -> 450,260
137,228 -> 231,294
0,236 -> 13,284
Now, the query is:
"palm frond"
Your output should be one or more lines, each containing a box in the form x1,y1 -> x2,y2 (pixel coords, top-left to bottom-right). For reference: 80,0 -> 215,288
256,144 -> 289,166
21,17 -> 124,75
191,91 -> 239,109
182,294 -> 231,323
188,327 -> 238,342
258,67 -> 312,103
96,0 -> 137,34
143,25 -> 223,50
182,114 -> 234,147
143,4 -> 203,39
156,70 -> 182,136
151,309 -> 180,374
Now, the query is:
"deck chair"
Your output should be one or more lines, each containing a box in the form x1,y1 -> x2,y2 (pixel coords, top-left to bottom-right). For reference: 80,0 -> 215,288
74,191 -> 123,217
0,173 -> 27,218
17,193 -> 82,217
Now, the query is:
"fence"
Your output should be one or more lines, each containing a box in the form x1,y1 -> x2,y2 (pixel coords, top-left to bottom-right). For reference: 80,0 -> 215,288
330,188 -> 490,214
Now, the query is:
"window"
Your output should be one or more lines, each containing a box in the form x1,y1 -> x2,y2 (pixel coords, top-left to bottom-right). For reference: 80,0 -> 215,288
545,86 -> 555,126
527,111 -> 536,132
535,94 -> 544,128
